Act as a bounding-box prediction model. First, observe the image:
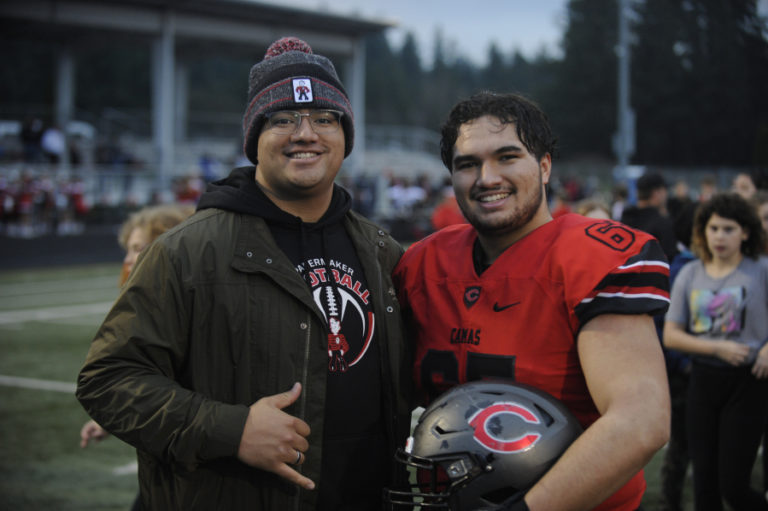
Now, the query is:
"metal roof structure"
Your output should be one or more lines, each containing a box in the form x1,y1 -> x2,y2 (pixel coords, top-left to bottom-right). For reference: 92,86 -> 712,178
0,0 -> 393,180
1,0 -> 391,52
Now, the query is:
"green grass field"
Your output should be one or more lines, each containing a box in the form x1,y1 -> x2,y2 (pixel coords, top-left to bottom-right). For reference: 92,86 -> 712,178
0,264 -> 138,510
0,263 -> 761,510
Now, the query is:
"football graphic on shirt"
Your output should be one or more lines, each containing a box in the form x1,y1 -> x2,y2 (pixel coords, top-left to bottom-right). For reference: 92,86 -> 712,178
313,283 -> 374,367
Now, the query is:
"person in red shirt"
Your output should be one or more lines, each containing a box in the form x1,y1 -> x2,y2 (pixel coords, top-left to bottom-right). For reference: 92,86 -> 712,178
430,184 -> 467,231
393,92 -> 671,511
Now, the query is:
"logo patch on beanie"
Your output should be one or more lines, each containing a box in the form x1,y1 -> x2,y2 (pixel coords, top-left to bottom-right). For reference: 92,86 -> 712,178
293,78 -> 313,103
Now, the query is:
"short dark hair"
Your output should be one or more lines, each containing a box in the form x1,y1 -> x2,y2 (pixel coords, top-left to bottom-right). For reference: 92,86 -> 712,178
691,192 -> 766,261
635,173 -> 667,201
439,91 -> 557,171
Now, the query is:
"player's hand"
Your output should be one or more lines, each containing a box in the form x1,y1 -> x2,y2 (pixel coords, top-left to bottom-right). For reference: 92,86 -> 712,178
80,419 -> 110,448
713,340 -> 750,366
752,345 -> 768,379
237,382 -> 314,490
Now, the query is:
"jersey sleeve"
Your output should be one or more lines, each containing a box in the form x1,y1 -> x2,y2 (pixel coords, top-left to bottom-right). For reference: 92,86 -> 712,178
572,229 -> 671,326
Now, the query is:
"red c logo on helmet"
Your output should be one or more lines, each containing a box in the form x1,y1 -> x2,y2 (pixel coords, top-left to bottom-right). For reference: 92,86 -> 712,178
468,402 -> 541,453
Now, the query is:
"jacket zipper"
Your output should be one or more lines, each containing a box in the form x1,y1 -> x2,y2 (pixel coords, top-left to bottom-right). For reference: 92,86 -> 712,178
294,312 -> 312,511
373,242 -> 398,483
300,311 -> 311,417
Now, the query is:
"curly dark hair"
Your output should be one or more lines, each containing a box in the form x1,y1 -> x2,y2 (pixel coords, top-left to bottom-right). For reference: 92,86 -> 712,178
439,91 -> 557,172
691,192 -> 766,261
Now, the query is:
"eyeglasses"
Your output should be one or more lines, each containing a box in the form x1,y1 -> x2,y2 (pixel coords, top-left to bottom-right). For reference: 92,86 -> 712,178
264,109 -> 344,135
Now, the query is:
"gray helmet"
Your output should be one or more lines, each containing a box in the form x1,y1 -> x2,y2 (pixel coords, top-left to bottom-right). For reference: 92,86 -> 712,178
383,381 -> 582,510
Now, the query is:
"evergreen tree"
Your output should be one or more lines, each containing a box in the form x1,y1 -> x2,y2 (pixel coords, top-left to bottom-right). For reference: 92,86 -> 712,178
3,1 -> 766,168
423,29 -> 465,130
365,32 -> 407,125
550,0 -> 619,160
631,0 -> 692,164
633,0 -> 768,165
397,33 -> 425,125
479,42 -> 513,93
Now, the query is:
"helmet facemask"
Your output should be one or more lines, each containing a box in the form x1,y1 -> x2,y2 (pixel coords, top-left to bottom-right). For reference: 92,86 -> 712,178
384,448 -> 496,509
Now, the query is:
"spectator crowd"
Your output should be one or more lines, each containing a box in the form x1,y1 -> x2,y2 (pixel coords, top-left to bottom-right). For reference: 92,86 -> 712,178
7,109 -> 768,511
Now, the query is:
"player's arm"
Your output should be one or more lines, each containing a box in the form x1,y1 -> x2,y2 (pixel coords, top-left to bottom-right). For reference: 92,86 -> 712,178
522,313 -> 670,511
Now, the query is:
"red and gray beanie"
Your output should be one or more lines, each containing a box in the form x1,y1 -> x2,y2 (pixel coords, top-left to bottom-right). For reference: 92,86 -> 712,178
242,36 -> 354,165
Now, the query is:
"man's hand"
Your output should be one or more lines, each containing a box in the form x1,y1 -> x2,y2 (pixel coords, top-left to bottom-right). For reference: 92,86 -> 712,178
80,419 -> 110,448
237,382 -> 314,490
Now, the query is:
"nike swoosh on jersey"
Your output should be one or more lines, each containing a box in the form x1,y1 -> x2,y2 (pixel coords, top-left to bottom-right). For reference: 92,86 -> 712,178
493,302 -> 520,312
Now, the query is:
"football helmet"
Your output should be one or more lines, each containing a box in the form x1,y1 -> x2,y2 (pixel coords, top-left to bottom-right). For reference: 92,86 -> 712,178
383,381 -> 582,510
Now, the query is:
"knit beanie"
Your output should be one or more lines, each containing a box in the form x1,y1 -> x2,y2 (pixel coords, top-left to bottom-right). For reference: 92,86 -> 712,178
242,37 -> 354,165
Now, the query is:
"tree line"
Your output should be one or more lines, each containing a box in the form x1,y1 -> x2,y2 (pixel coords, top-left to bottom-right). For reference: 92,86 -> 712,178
365,0 -> 768,166
1,0 -> 766,167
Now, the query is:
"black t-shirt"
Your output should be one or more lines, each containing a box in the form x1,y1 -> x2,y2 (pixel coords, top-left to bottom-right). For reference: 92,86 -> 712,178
273,220 -> 386,510
198,170 -> 388,509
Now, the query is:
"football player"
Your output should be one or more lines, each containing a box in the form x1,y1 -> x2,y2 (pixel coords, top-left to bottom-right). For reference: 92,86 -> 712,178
393,92 -> 671,511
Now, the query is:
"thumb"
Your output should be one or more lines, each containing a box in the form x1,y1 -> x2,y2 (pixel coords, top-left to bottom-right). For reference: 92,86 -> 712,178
269,382 -> 302,410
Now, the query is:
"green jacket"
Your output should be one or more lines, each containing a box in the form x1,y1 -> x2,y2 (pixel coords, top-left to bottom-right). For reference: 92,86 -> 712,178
76,207 -> 411,510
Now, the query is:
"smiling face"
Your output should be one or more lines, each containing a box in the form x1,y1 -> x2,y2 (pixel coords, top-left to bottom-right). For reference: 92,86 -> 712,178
255,108 -> 345,219
450,115 -> 552,256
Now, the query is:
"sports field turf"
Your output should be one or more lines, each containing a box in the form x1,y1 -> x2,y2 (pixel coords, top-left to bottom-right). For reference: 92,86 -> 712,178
1,262 -> 762,510
0,264 -> 137,510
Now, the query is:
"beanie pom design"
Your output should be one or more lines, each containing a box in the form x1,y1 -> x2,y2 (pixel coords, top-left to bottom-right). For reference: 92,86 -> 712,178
242,36 -> 354,165
265,37 -> 313,58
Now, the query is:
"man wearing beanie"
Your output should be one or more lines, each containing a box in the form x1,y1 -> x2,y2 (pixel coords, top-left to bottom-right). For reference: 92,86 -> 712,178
77,37 -> 411,510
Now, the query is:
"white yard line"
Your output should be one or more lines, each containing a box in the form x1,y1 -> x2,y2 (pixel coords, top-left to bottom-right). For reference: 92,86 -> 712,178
0,301 -> 113,325
112,461 -> 138,475
0,284 -> 136,478
0,275 -> 119,296
0,374 -> 138,476
0,374 -> 76,393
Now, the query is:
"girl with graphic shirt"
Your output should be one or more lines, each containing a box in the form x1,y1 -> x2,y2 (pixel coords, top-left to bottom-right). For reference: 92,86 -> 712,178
664,192 -> 768,511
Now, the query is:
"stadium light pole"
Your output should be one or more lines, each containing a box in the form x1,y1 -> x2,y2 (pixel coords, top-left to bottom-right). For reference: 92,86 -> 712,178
613,0 -> 635,177
152,10 -> 176,199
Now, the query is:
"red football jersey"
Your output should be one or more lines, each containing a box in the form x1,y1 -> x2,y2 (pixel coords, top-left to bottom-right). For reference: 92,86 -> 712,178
393,214 -> 670,511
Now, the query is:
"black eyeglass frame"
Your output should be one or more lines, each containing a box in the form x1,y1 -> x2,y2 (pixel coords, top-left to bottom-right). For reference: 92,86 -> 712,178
264,109 -> 344,134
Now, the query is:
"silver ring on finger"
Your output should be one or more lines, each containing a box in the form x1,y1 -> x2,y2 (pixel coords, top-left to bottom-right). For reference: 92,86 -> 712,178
293,450 -> 302,465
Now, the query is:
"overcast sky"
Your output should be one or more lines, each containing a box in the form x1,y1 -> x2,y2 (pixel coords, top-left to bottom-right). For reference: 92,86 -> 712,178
256,0 -> 768,67
256,0 -> 569,66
